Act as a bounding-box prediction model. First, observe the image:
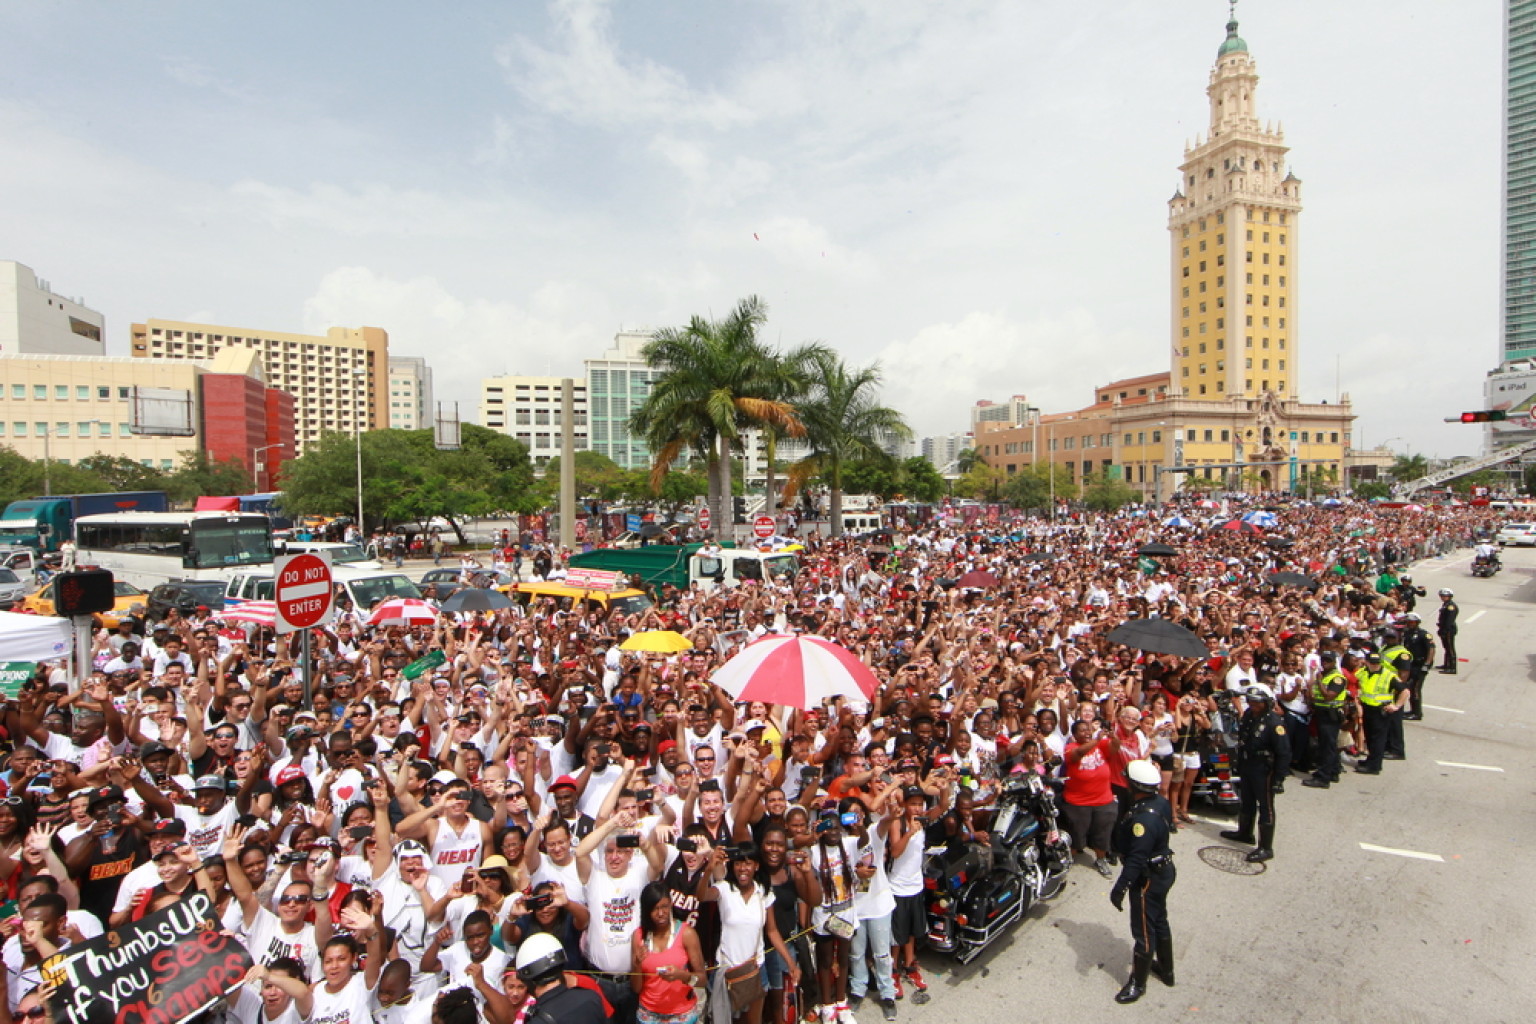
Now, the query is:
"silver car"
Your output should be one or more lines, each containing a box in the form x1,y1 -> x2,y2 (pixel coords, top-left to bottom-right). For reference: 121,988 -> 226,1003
1496,522 -> 1536,546
0,568 -> 26,610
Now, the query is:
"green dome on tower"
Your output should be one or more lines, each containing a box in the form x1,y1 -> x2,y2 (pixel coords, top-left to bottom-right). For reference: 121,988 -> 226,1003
1218,17 -> 1248,56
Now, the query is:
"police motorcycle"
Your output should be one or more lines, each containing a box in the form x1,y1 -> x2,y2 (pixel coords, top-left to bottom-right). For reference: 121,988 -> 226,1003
923,767 -> 1073,963
1190,689 -> 1242,810
1471,550 -> 1501,578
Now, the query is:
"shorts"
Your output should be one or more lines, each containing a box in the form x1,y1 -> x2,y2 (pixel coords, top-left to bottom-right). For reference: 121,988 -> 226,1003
890,892 -> 926,947
1063,799 -> 1117,852
1151,753 -> 1175,771
760,946 -> 793,989
1181,752 -> 1202,771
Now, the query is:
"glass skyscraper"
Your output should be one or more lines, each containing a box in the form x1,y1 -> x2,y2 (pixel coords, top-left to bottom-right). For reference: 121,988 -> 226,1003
1505,0 -> 1536,361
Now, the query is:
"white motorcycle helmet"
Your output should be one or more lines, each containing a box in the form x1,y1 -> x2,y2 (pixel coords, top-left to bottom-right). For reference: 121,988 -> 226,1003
515,931 -> 568,985
1126,759 -> 1161,795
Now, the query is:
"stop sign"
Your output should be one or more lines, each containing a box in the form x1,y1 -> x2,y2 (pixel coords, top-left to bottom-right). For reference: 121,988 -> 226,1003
275,552 -> 335,633
753,515 -> 775,539
697,506 -> 712,531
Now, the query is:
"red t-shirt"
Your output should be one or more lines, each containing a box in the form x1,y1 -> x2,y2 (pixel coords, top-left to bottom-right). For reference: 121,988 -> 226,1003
1063,739 -> 1114,807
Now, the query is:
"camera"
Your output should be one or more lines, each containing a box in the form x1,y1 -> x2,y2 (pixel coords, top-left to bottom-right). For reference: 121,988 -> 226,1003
634,789 -> 654,803
800,766 -> 819,784
615,833 -> 641,849
525,893 -> 554,911
675,837 -> 698,853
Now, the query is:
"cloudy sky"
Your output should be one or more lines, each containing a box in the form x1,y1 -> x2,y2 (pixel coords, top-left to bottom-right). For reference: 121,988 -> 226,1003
0,0 -> 1502,457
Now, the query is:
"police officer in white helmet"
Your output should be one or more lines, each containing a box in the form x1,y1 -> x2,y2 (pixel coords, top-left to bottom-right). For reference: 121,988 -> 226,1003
515,932 -> 606,1024
1109,760 -> 1177,1005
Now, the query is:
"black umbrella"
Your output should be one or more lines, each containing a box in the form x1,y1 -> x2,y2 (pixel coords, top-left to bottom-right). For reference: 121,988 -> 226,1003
437,588 -> 515,613
1264,537 -> 1295,549
1265,571 -> 1318,589
1020,551 -> 1053,563
1137,543 -> 1179,557
639,523 -> 672,538
1106,618 -> 1209,659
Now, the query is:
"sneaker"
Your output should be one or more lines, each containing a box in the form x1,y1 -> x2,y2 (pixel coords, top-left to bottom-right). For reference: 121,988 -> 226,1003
837,1004 -> 859,1024
881,999 -> 898,1022
893,973 -> 903,1000
1094,857 -> 1114,878
847,993 -> 865,1012
820,1007 -> 836,1024
906,965 -> 927,993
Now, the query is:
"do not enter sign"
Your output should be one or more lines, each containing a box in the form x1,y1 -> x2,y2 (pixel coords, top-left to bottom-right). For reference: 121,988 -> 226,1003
275,552 -> 335,633
753,515 -> 776,539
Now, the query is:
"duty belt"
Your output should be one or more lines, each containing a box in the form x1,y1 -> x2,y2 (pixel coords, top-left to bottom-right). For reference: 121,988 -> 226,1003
1148,852 -> 1174,869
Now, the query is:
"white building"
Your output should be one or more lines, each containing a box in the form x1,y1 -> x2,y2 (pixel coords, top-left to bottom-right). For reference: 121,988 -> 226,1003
387,356 -> 434,430
971,395 -> 1038,437
922,432 -> 972,474
0,261 -> 105,357
480,375 -> 589,469
585,329 -> 660,470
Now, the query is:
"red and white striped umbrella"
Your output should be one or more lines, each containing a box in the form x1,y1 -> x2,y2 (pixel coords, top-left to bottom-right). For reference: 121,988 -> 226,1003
710,635 -> 879,710
368,598 -> 438,627
218,601 -> 277,628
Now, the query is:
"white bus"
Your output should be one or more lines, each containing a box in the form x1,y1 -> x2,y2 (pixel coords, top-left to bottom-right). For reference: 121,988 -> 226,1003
73,511 -> 275,588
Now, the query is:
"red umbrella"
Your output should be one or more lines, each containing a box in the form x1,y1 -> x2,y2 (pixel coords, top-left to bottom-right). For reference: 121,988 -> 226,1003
711,635 -> 879,709
1217,519 -> 1264,535
219,600 -> 276,628
955,570 -> 1001,589
368,598 -> 438,627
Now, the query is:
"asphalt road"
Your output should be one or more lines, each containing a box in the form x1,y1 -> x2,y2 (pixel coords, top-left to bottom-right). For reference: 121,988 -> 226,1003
895,544 -> 1536,1024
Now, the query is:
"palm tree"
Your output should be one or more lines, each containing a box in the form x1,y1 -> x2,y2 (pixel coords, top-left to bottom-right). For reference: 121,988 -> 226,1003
784,352 -> 911,536
1389,453 -> 1429,483
955,447 -> 980,475
630,296 -> 819,535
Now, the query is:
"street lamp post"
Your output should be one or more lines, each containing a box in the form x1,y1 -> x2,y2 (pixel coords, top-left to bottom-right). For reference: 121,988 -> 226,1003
354,372 -> 368,536
252,444 -> 285,492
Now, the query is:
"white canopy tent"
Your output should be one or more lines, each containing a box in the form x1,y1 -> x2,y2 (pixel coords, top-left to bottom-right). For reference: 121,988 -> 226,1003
0,611 -> 72,663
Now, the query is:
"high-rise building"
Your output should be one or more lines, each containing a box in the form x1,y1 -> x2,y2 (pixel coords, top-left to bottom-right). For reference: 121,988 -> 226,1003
1505,0 -> 1536,362
1167,12 -> 1302,402
971,396 -> 1037,436
479,374 -> 589,469
977,11 -> 1351,497
585,330 -> 660,470
387,356 -> 434,430
922,432 -> 972,474
131,320 -> 388,452
0,261 -> 105,356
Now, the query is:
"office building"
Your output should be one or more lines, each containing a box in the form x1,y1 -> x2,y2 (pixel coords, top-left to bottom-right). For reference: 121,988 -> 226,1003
130,319 -> 388,452
480,374 -> 589,469
387,356 -> 434,430
0,347 -> 294,477
978,12 -> 1352,496
971,396 -> 1037,437
922,432 -> 972,474
0,261 -> 105,357
585,329 -> 661,470
1505,0 -> 1536,362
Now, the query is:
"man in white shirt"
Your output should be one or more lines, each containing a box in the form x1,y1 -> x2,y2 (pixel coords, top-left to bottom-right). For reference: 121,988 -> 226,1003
574,812 -> 652,1019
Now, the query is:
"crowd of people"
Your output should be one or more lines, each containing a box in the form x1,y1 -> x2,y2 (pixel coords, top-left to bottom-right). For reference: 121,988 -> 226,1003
0,496 -> 1502,1024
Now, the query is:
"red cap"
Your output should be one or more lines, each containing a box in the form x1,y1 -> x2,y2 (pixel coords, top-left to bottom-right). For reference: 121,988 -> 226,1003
551,775 -> 579,790
657,739 -> 677,754
275,765 -> 306,786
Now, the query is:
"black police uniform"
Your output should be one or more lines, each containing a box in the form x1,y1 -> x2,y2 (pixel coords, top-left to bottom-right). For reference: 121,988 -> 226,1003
1111,794 -> 1176,1000
527,981 -> 608,1024
1225,705 -> 1291,858
1401,624 -> 1434,721
1437,597 -> 1459,672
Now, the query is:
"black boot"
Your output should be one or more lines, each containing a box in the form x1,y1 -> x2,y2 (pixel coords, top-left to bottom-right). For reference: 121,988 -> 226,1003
1152,938 -> 1175,987
1246,822 -> 1274,863
1219,817 -> 1255,844
1115,953 -> 1151,1004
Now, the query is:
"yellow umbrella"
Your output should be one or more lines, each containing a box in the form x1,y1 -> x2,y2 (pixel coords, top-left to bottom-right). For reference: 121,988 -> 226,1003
620,630 -> 694,653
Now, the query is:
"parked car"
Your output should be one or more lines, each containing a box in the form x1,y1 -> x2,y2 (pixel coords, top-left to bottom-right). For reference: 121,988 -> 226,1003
0,568 -> 28,610
1496,522 -> 1536,546
146,580 -> 229,622
418,569 -> 465,601
21,579 -> 147,626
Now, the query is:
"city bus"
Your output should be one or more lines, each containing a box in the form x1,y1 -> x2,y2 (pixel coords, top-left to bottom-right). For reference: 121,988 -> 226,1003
73,511 -> 275,589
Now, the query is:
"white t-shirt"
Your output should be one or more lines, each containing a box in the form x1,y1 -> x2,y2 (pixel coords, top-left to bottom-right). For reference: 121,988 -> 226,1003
851,830 -> 895,921
530,856 -> 584,905
437,942 -> 510,1006
374,866 -> 448,969
175,800 -> 241,858
245,907 -> 320,978
583,860 -> 650,973
1224,663 -> 1258,692
885,819 -> 927,898
716,881 -> 772,969
309,973 -> 374,1024
229,986 -> 305,1024
372,990 -> 437,1024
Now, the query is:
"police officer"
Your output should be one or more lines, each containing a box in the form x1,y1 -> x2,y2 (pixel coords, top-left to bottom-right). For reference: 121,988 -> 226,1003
1110,759 -> 1176,1005
1302,652 -> 1348,789
1398,612 -> 1434,721
1220,687 -> 1290,863
1353,651 -> 1399,775
1436,588 -> 1459,673
1392,572 -> 1425,612
515,932 -> 607,1024
1378,629 -> 1413,761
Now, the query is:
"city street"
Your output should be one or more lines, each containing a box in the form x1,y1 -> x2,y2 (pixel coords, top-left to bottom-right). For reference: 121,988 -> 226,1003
898,545 -> 1536,1024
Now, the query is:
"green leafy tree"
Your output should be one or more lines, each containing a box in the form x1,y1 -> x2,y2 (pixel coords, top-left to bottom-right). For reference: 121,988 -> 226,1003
75,455 -> 167,492
165,451 -> 251,503
0,448 -> 44,510
539,451 -> 631,504
1388,453 -> 1429,483
1450,469 -> 1500,497
1353,480 -> 1391,500
838,457 -> 902,500
631,296 -> 826,534
1003,463 -> 1077,510
954,448 -> 980,475
785,352 -> 910,535
1523,464 -> 1536,497
899,457 -> 948,503
954,463 -> 1005,500
1081,475 -> 1141,512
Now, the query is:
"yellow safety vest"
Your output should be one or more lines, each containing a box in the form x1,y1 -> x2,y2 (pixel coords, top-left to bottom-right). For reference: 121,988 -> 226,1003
1357,666 -> 1397,707
1379,644 -> 1412,672
1311,670 -> 1347,708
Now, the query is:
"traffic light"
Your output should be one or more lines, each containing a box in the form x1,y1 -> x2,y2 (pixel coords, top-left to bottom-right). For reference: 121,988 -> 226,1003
54,570 -> 115,616
1460,410 -> 1509,423
733,497 -> 747,524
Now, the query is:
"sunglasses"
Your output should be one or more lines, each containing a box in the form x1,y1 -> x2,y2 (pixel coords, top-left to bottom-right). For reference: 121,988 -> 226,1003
1,797 -> 25,807
22,1008 -> 45,1020
277,895 -> 308,906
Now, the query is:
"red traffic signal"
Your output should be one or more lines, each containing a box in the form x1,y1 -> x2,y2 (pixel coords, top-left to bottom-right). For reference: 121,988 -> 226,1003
1460,410 -> 1509,423
54,569 -> 116,617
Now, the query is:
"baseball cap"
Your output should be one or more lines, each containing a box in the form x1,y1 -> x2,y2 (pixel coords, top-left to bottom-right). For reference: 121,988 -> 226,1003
151,818 -> 187,837
429,770 -> 460,786
87,784 -> 125,809
138,741 -> 173,760
741,719 -> 768,733
902,785 -> 927,801
275,765 -> 306,786
394,839 -> 428,863
550,775 -> 579,791
285,724 -> 315,741
193,775 -> 228,792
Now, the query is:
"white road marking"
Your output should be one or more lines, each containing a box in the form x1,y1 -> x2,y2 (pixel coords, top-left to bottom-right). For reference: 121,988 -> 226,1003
1435,760 -> 1504,773
1466,610 -> 1486,624
1359,842 -> 1445,863
1422,704 -> 1464,714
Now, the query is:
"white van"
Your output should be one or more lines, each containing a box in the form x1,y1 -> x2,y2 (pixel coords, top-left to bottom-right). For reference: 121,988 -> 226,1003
224,567 -> 422,613
840,512 -> 885,535
276,540 -> 384,571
